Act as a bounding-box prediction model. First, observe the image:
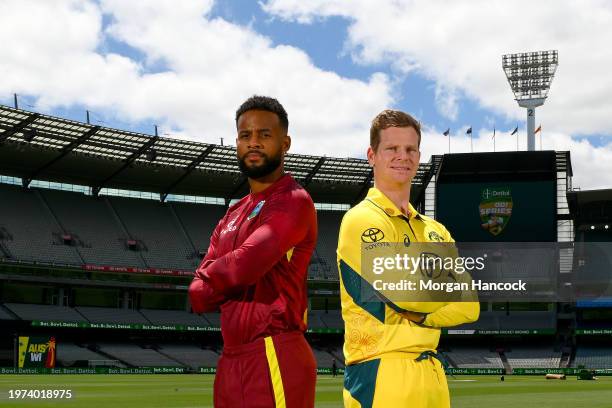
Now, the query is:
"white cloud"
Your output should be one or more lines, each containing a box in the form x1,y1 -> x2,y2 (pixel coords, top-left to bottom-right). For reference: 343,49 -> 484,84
262,0 -> 612,189
0,0 -> 393,156
262,0 -> 612,137
1,0 -> 611,190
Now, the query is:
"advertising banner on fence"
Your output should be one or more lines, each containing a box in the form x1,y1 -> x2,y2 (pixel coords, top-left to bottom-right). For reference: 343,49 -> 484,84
18,336 -> 56,368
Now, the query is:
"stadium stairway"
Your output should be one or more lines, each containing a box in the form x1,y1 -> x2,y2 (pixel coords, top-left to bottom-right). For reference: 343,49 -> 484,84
34,189 -> 86,265
167,203 -> 198,261
88,344 -> 131,368
103,197 -> 150,268
151,346 -> 194,370
499,350 -> 512,374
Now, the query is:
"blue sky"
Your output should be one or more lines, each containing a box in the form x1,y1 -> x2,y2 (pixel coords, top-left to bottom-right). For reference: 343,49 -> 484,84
1,0 -> 612,188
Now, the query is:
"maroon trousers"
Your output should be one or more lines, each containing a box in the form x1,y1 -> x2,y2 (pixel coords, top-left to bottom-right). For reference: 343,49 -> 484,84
213,332 -> 317,408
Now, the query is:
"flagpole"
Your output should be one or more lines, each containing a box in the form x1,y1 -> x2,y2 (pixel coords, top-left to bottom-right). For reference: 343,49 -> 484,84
493,126 -> 496,152
516,129 -> 519,151
470,129 -> 473,153
448,132 -> 450,154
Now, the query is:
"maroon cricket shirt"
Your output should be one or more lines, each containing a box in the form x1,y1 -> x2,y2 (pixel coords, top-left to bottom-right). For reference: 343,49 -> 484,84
188,174 -> 317,347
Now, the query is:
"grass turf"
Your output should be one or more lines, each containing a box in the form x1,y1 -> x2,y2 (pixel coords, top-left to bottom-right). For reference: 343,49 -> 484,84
1,374 -> 611,407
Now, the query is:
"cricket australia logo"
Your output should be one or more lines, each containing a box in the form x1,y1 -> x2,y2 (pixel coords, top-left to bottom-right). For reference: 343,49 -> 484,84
479,187 -> 513,236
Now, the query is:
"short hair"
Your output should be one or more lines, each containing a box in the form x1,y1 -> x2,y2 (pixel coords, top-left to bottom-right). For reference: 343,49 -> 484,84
370,109 -> 421,151
235,95 -> 289,131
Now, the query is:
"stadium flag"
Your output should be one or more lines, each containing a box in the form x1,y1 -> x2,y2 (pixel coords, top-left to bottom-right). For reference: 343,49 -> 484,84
492,126 -> 496,152
535,125 -> 542,134
443,128 -> 450,153
510,125 -> 519,150
466,127 -> 473,152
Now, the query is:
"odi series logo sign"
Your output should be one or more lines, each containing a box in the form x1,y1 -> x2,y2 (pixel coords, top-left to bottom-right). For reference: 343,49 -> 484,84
18,336 -> 56,368
479,187 -> 513,236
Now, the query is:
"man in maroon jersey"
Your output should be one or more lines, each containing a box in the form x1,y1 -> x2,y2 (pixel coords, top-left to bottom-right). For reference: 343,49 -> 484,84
189,95 -> 317,408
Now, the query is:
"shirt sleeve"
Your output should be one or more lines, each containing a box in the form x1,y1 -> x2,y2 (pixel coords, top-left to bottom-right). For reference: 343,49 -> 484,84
420,227 -> 480,327
420,301 -> 480,328
197,195 -> 314,295
188,219 -> 228,314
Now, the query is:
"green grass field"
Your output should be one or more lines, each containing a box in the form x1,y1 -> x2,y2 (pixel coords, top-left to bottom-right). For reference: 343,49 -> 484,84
1,374 -> 612,407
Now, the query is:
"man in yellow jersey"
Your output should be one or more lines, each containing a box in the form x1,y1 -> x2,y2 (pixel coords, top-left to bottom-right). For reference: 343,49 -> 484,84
337,109 -> 480,408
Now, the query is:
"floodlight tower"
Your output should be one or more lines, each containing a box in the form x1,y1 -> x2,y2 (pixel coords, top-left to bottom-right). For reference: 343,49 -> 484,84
502,50 -> 558,151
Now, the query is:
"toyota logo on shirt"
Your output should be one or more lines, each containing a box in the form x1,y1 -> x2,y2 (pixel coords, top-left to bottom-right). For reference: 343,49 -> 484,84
361,228 -> 385,243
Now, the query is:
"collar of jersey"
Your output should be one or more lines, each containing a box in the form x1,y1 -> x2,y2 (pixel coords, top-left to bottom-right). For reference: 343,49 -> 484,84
365,187 -> 420,220
249,172 -> 292,201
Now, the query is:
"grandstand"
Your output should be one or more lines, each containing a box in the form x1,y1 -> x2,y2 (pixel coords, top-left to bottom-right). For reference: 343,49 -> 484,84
1,103 -> 612,375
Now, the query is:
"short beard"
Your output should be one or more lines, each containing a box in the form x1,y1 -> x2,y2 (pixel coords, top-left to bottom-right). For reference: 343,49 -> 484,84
238,152 -> 282,179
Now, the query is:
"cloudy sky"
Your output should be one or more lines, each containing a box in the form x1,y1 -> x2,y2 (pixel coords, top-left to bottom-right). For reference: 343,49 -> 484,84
1,0 -> 611,189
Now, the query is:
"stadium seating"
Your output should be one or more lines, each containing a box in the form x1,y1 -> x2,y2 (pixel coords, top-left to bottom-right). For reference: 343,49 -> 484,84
574,347 -> 612,369
0,305 -> 16,320
315,211 -> 344,279
97,343 -> 181,367
319,310 -> 343,329
0,185 -> 81,265
505,347 -> 561,368
158,344 -> 220,369
75,306 -> 150,324
40,189 -> 147,268
57,343 -> 115,367
312,347 -> 342,368
4,303 -> 86,322
140,308 -> 209,326
202,312 -> 221,327
108,197 -> 196,270
444,347 -> 504,368
170,202 -> 226,256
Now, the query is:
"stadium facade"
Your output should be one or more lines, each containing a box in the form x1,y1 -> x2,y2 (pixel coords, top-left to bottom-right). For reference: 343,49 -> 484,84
1,104 -> 611,375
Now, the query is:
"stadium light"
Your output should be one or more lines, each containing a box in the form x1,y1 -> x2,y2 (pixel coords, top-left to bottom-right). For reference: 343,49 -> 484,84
502,50 -> 558,151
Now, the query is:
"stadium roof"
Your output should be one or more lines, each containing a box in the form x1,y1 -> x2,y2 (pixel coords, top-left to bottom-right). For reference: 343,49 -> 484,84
567,188 -> 612,225
0,105 -> 436,205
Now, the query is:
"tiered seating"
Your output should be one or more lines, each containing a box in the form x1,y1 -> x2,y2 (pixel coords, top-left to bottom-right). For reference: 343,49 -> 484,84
171,202 -> 226,255
0,185 -> 81,265
158,345 -> 219,369
57,343 -> 110,366
75,306 -> 149,324
97,343 -> 180,367
41,189 -> 145,268
0,305 -> 16,320
444,347 -> 504,368
319,310 -> 343,329
109,197 -> 196,270
4,303 -> 85,322
202,312 -> 221,327
140,309 -> 208,326
316,211 -> 344,279
312,347 -> 340,368
506,347 -> 561,368
454,313 -> 499,331
498,312 -> 556,330
574,347 -> 612,369
307,311 -> 327,329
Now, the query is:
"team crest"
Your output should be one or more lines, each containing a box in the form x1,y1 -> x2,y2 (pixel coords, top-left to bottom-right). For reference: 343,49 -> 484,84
479,187 -> 512,236
247,200 -> 265,220
427,230 -> 443,242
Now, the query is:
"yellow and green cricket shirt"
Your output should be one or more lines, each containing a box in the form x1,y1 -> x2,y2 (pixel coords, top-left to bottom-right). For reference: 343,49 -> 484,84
337,187 -> 480,366
337,188 -> 480,407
